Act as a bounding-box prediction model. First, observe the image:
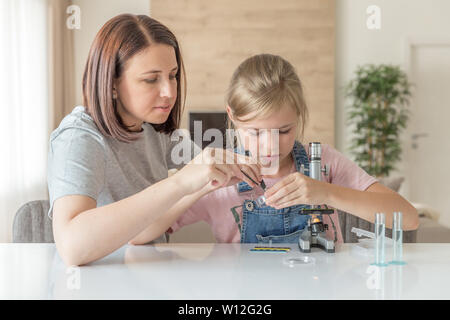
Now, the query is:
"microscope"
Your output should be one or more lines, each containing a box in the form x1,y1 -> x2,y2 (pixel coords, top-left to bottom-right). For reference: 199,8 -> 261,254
298,142 -> 336,253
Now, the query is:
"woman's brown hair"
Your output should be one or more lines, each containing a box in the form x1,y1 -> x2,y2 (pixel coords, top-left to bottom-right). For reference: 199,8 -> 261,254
82,14 -> 186,142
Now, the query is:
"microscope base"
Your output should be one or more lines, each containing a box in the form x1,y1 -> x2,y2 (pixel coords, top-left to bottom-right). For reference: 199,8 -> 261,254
299,229 -> 335,253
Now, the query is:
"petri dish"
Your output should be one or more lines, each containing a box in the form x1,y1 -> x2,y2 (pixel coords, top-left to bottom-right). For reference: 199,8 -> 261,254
283,254 -> 315,267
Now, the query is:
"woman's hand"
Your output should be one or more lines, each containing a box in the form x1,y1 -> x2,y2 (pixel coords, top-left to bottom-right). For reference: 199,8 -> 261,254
173,147 -> 261,195
264,172 -> 330,209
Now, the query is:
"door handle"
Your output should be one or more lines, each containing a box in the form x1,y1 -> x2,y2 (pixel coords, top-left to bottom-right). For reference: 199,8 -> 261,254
411,133 -> 428,149
411,133 -> 428,140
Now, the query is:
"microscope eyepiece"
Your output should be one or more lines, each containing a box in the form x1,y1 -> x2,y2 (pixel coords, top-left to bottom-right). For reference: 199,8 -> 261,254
309,142 -> 322,159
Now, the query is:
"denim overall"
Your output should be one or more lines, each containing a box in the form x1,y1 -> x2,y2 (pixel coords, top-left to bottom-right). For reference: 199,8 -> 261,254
236,141 -> 316,244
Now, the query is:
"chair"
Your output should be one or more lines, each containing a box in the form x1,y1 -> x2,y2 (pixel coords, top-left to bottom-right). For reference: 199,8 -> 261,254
12,200 -> 54,243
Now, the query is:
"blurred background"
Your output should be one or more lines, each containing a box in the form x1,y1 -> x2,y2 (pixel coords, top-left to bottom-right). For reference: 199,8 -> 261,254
1,0 -> 449,243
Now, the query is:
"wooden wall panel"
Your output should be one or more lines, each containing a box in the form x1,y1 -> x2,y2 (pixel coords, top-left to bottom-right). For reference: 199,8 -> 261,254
152,0 -> 335,146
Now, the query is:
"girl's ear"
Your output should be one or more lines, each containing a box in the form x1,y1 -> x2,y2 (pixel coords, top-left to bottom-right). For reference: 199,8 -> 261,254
294,123 -> 302,141
226,105 -> 239,148
225,105 -> 234,122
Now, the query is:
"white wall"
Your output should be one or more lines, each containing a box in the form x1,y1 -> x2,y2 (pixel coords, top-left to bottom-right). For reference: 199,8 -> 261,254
71,0 -> 150,106
335,0 -> 450,196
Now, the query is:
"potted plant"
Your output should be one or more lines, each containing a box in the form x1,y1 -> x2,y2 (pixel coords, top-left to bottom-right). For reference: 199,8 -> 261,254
345,64 -> 412,189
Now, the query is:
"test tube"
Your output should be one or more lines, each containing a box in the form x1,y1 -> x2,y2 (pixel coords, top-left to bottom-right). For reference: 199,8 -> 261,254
374,213 -> 387,266
390,212 -> 406,265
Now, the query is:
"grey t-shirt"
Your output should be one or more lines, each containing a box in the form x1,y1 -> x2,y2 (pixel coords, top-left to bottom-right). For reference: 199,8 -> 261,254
47,106 -> 198,243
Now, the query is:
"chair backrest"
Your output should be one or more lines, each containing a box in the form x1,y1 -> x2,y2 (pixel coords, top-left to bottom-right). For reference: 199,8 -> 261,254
12,200 -> 54,243
338,210 -> 417,243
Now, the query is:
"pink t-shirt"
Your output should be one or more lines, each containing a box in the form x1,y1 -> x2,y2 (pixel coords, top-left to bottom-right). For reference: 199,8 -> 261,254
168,143 -> 379,243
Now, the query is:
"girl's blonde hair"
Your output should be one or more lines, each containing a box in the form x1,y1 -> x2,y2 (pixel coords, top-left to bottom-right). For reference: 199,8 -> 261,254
226,54 -> 308,140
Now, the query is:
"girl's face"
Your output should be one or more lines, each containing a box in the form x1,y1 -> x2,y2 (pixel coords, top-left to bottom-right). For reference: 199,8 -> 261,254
227,104 -> 299,174
114,44 -> 178,131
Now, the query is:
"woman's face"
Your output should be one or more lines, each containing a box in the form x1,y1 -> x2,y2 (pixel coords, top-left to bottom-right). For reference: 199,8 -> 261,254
114,44 -> 178,131
227,104 -> 299,174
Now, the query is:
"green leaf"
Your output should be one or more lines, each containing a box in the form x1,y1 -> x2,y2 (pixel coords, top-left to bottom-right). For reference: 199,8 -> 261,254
345,64 -> 412,177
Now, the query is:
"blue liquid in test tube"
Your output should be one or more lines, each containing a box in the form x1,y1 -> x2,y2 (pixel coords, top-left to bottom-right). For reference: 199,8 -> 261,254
390,212 -> 407,265
372,213 -> 388,267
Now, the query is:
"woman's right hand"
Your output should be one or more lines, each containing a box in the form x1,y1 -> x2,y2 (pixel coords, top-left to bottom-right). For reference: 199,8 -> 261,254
173,147 -> 261,195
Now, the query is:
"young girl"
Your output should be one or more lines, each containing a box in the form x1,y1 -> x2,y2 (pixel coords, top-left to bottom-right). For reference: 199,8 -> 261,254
131,54 -> 419,245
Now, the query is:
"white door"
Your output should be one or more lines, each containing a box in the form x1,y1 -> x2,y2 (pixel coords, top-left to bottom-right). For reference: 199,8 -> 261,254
403,43 -> 450,228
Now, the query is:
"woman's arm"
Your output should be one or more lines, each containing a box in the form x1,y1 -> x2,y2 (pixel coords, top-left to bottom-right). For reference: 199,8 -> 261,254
53,148 -> 261,266
129,149 -> 263,245
128,186 -> 210,245
53,175 -> 189,267
129,170 -> 261,245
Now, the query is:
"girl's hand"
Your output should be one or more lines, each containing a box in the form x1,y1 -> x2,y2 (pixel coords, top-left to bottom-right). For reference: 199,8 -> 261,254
264,172 -> 330,209
173,147 -> 261,195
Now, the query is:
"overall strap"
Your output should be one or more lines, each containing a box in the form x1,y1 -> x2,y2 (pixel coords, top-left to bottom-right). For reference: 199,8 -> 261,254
235,147 -> 254,193
292,140 -> 310,173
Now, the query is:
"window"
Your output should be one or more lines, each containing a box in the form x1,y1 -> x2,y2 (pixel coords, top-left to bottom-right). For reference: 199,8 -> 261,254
0,0 -> 49,242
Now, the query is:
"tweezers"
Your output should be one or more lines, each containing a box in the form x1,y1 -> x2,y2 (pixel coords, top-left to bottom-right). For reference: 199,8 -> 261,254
240,169 -> 266,191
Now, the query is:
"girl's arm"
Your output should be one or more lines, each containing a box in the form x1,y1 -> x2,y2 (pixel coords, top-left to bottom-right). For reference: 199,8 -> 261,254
325,181 -> 419,230
129,171 -> 259,245
129,150 -> 263,245
265,174 -> 419,230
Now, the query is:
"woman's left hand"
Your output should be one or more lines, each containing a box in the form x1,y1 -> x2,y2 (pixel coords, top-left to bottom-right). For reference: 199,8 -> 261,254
264,172 -> 330,209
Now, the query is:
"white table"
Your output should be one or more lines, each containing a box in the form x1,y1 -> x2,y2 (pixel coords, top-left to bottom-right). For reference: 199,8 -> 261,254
1,242 -> 449,299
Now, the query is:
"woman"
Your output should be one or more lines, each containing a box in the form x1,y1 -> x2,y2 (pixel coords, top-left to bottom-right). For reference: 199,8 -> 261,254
47,14 -> 260,266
